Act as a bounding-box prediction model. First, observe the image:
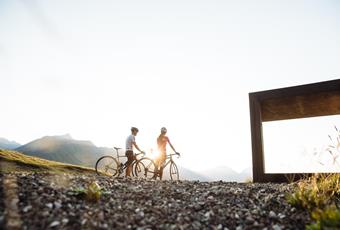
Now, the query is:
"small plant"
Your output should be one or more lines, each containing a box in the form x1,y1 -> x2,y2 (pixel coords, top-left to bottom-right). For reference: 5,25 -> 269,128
287,173 -> 339,211
68,181 -> 102,202
306,205 -> 340,230
284,173 -> 296,184
287,126 -> 340,229
244,177 -> 253,183
86,181 -> 102,202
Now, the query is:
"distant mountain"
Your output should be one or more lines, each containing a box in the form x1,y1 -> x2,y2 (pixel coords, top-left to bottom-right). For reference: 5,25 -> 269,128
239,167 -> 252,182
0,137 -> 21,150
199,165 -> 252,182
160,164 -> 209,181
16,134 -> 111,167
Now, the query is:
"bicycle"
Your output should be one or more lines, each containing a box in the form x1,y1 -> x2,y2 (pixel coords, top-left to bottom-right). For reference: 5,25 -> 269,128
95,147 -> 146,177
135,152 -> 180,180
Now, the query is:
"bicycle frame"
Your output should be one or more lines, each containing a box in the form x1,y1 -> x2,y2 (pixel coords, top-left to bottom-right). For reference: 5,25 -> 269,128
112,147 -> 144,171
159,153 -> 179,170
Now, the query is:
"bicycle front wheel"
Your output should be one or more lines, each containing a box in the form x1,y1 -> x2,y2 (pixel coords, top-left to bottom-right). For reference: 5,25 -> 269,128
134,157 -> 157,179
170,161 -> 179,180
95,156 -> 119,176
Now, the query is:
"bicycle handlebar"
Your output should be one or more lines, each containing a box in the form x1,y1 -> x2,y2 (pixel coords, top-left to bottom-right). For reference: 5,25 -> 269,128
168,152 -> 181,158
136,152 -> 145,157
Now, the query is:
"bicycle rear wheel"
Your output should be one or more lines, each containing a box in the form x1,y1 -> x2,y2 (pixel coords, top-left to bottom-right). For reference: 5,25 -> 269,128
95,156 -> 119,176
134,157 -> 157,179
170,161 -> 179,180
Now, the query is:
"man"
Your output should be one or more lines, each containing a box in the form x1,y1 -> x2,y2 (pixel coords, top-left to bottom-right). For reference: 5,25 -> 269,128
125,127 -> 144,177
154,127 -> 177,179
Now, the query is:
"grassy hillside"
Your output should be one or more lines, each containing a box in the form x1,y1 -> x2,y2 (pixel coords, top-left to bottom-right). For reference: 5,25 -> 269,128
0,149 -> 96,174
15,135 -> 111,167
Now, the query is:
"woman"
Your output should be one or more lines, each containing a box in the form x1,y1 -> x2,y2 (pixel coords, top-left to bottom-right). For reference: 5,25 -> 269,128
154,127 -> 177,179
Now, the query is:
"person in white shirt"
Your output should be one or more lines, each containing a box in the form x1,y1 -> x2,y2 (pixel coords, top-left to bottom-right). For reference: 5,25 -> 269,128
125,127 -> 143,177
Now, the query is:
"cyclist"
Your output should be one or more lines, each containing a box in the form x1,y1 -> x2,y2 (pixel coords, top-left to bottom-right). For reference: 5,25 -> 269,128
125,127 -> 144,177
154,127 -> 178,179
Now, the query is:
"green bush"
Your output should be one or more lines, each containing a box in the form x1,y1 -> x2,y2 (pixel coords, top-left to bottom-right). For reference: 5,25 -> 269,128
306,205 -> 340,230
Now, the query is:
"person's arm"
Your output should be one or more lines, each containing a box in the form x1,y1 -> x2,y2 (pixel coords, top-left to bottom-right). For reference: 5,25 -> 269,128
133,141 -> 143,153
167,138 -> 176,153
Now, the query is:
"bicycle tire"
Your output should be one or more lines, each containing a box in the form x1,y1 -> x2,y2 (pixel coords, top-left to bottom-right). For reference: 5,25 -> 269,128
169,161 -> 179,180
134,157 -> 157,179
131,161 -> 139,177
95,156 -> 120,177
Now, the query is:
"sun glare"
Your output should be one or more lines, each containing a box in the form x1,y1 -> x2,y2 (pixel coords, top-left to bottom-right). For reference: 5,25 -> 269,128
145,148 -> 160,160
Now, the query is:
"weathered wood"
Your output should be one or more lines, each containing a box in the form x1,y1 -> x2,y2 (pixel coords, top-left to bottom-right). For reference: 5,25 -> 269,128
249,93 -> 265,183
261,91 -> 340,122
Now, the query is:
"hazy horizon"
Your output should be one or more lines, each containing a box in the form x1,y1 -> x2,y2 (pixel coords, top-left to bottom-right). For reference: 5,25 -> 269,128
1,0 -> 340,173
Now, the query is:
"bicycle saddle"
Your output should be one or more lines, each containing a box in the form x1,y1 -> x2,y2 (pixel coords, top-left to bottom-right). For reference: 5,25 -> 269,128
114,147 -> 122,150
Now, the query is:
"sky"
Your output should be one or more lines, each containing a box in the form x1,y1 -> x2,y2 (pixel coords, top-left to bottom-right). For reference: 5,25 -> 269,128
0,0 -> 340,173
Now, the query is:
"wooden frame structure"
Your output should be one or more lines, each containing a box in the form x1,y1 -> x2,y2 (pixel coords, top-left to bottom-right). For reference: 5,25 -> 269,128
249,79 -> 340,182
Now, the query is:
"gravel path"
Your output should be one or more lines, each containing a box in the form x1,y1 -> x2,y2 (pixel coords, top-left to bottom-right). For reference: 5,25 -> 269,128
1,172 -> 310,229
0,174 -> 4,230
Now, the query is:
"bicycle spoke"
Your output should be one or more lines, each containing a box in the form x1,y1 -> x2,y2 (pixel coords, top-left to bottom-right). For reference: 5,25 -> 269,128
95,156 -> 119,177
134,157 -> 156,179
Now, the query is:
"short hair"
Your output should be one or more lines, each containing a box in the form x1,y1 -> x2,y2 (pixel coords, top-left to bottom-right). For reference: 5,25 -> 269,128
131,127 -> 139,132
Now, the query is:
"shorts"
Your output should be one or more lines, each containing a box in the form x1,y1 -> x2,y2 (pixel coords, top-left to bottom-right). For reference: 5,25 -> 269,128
125,150 -> 135,165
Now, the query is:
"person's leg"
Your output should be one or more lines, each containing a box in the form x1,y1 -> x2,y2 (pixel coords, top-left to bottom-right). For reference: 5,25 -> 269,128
158,153 -> 166,180
125,151 -> 134,177
152,156 -> 160,179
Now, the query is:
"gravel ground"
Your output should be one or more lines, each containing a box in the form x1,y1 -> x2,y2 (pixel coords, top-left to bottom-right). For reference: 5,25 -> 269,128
1,172 -> 310,230
0,174 -> 4,230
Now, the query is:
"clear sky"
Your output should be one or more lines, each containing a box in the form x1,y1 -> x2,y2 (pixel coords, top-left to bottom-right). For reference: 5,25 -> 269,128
1,0 -> 340,173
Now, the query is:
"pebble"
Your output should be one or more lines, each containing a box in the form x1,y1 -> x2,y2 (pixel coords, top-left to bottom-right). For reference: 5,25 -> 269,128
278,213 -> 286,219
49,221 -> 60,228
272,224 -> 282,230
54,201 -> 62,209
269,210 -> 276,218
23,205 -> 32,212
245,216 -> 254,224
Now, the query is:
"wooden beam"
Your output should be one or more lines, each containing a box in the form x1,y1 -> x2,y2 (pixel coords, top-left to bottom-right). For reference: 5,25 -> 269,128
261,91 -> 340,122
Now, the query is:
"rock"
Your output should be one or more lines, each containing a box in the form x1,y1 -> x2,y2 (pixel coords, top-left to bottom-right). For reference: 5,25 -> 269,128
49,221 -> 60,228
0,215 -> 4,226
245,216 -> 254,224
269,211 -> 276,218
46,203 -> 53,209
278,213 -> 286,219
23,205 -> 32,212
272,224 -> 282,230
54,201 -> 62,209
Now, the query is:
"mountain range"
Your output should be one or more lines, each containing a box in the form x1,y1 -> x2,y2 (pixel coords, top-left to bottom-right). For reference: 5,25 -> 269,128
16,134 -> 111,168
0,135 -> 252,181
200,166 -> 252,182
0,137 -> 21,150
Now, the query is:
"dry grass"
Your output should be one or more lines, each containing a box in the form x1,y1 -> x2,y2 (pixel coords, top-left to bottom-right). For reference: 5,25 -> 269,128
287,126 -> 340,229
0,149 -> 96,174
